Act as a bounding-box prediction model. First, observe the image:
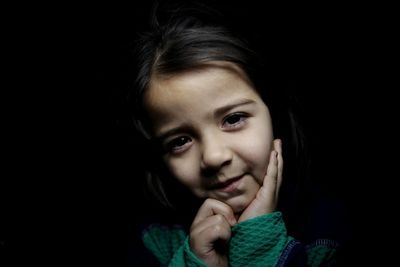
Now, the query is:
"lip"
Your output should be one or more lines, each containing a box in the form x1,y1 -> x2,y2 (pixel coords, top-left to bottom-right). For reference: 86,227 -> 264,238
215,175 -> 244,193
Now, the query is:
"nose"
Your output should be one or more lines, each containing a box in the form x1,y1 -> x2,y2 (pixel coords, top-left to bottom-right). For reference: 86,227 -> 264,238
200,132 -> 233,171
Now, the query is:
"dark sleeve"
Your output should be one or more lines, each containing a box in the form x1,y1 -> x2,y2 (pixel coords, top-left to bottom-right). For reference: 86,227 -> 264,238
276,240 -> 307,267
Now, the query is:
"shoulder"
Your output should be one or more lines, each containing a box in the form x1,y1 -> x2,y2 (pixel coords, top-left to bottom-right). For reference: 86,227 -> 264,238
305,239 -> 340,267
285,184 -> 351,266
275,237 -> 340,267
303,185 -> 352,247
141,224 -> 187,265
142,223 -> 187,249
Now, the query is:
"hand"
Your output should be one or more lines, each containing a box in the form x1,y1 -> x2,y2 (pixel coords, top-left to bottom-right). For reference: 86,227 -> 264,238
189,198 -> 237,267
238,139 -> 283,223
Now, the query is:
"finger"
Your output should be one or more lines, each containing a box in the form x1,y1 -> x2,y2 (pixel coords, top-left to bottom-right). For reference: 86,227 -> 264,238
257,150 -> 278,204
201,216 -> 232,243
191,198 -> 237,229
191,214 -> 232,243
189,214 -> 232,257
264,150 -> 278,189
274,139 -> 284,200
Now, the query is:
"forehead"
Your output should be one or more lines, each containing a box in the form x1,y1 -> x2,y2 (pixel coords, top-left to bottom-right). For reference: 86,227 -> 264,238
145,62 -> 256,111
143,62 -> 264,135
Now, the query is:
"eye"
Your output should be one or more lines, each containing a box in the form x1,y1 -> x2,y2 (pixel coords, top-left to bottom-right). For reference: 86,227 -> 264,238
222,113 -> 248,129
166,136 -> 192,154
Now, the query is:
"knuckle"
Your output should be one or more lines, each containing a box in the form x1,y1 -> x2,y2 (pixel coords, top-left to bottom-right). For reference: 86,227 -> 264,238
214,214 -> 224,223
213,224 -> 225,235
204,198 -> 216,207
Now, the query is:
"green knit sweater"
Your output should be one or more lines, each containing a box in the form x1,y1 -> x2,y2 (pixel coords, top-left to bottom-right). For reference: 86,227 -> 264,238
142,212 -> 338,266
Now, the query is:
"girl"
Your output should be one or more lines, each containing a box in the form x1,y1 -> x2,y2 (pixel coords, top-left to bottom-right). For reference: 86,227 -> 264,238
130,1 -> 343,266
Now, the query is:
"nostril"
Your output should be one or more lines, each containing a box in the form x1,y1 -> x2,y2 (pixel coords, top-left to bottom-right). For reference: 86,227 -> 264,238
201,168 -> 218,178
200,156 -> 232,178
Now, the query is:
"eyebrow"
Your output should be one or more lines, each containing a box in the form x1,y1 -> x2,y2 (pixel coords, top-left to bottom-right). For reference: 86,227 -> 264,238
213,98 -> 256,118
156,98 -> 256,141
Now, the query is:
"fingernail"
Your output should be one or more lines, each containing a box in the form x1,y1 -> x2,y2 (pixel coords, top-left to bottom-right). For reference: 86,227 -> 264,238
231,216 -> 238,225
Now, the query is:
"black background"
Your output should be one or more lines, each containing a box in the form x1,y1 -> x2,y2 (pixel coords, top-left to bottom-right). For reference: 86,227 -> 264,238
1,1 -> 395,266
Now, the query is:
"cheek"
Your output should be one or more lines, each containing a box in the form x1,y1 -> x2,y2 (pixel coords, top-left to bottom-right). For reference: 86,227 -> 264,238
164,154 -> 200,189
246,142 -> 272,183
238,125 -> 273,184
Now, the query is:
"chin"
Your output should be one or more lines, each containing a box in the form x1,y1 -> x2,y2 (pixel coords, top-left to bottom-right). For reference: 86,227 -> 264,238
225,196 -> 252,214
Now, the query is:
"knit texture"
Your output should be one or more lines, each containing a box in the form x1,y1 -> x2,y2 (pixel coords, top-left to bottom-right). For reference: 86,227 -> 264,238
229,212 -> 292,266
141,212 -> 338,266
142,224 -> 187,265
169,237 -> 208,267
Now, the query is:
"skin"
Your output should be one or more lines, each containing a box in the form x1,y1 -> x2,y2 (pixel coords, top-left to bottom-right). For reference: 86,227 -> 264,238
144,62 -> 283,267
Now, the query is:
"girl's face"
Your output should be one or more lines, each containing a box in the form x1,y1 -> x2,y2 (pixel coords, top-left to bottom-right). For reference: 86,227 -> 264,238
144,62 -> 274,214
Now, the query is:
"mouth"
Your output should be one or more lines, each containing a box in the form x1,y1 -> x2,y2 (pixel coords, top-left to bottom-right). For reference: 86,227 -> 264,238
213,175 -> 244,193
